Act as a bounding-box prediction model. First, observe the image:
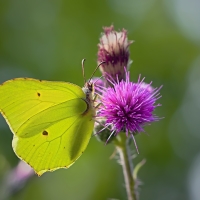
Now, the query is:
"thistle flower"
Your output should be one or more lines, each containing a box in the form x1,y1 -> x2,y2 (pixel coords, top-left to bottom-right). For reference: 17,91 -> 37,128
97,25 -> 133,83
97,70 -> 162,144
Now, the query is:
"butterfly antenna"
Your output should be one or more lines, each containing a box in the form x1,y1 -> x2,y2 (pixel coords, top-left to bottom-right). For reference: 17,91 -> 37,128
81,58 -> 86,84
88,61 -> 106,83
93,75 -> 104,85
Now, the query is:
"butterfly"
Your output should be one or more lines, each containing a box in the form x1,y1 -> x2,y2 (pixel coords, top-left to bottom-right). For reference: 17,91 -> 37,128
0,60 -> 101,176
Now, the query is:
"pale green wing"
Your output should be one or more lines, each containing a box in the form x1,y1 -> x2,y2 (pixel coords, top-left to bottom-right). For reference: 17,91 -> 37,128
0,78 -> 94,175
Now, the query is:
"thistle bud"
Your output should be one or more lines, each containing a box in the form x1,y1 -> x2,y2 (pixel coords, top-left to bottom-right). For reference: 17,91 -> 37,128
94,120 -> 115,144
97,25 -> 133,83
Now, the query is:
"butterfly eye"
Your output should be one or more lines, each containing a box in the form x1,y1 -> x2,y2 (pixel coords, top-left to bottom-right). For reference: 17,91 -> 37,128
88,83 -> 93,92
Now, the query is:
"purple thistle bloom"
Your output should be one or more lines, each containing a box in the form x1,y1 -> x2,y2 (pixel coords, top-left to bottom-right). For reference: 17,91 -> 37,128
97,70 -> 162,147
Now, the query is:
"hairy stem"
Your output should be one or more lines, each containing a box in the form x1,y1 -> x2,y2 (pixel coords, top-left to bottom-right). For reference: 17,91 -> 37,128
114,134 -> 137,200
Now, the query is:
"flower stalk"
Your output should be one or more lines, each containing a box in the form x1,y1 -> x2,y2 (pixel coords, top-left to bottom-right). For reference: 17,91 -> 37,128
114,133 -> 137,200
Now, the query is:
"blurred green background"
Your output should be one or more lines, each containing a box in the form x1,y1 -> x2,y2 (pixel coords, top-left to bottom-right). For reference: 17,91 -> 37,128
0,0 -> 200,200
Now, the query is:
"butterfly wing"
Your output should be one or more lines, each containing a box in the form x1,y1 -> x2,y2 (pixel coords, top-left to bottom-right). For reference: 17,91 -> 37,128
0,78 -> 94,175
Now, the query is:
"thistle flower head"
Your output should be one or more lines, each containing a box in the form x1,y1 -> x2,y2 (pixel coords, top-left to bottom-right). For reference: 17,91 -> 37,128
97,25 -> 133,83
97,70 -> 162,138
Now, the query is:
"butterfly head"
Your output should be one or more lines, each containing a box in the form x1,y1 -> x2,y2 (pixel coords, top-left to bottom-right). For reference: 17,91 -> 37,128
82,81 -> 94,99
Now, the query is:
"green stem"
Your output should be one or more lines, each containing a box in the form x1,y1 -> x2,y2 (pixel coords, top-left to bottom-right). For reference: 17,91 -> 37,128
114,133 -> 137,200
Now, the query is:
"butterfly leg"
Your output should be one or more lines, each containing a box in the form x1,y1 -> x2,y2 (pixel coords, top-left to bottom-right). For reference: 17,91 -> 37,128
92,94 -> 98,102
